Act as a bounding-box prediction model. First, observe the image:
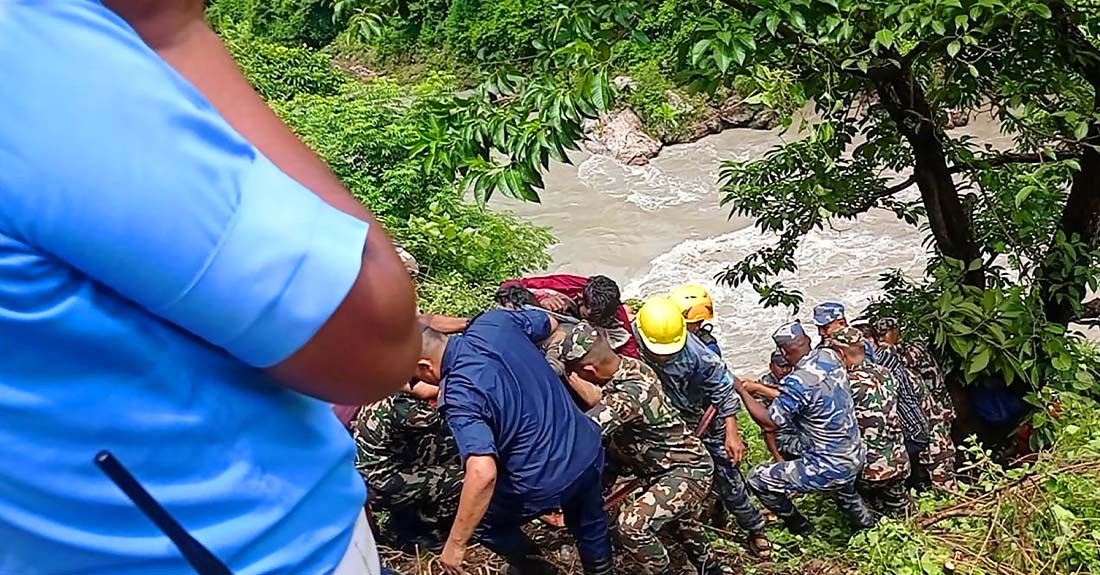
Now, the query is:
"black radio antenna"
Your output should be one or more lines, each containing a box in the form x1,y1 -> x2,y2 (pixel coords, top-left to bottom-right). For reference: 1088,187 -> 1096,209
95,451 -> 233,575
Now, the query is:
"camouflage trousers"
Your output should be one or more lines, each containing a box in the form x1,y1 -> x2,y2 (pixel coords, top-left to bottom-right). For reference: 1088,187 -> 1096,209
747,460 -> 877,529
856,476 -> 911,517
371,465 -> 463,530
703,440 -> 767,533
917,416 -> 957,492
617,467 -> 714,575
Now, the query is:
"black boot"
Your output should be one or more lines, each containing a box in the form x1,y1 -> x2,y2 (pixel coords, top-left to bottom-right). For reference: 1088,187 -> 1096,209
782,511 -> 814,535
581,556 -> 615,575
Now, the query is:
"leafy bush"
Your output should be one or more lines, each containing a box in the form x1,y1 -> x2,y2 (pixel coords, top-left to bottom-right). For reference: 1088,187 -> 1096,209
208,0 -> 340,48
221,26 -> 554,316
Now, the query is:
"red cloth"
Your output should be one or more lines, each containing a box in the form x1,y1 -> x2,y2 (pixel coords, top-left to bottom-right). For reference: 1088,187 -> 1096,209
501,274 -> 640,358
331,404 -> 360,428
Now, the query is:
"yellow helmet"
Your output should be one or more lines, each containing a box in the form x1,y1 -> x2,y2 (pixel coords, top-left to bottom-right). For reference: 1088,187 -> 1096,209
670,284 -> 715,323
635,296 -> 688,355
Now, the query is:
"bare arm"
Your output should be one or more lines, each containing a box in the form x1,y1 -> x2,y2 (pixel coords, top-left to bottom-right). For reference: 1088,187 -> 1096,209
744,381 -> 781,400
735,381 -> 779,433
442,455 -> 497,569
106,0 -> 418,404
565,373 -> 604,409
763,431 -> 784,462
421,313 -> 470,335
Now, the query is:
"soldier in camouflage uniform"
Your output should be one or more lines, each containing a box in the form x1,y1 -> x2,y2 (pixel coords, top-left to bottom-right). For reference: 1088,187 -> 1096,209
632,297 -> 771,557
352,384 -> 464,551
561,322 -> 723,575
877,318 -> 958,492
736,322 -> 877,533
828,327 -> 912,516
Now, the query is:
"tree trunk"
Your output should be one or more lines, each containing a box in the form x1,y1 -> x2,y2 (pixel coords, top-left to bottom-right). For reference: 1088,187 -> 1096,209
1041,121 -> 1100,324
874,69 -> 984,287
1039,5 -> 1100,324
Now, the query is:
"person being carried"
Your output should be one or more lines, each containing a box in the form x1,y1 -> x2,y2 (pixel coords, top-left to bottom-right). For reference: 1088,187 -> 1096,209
670,284 -> 722,357
735,323 -> 877,534
876,318 -> 958,492
500,274 -> 639,358
828,327 -> 912,516
415,310 -> 613,575
739,349 -> 802,462
632,296 -> 772,557
561,322 -> 724,575
353,382 -> 464,552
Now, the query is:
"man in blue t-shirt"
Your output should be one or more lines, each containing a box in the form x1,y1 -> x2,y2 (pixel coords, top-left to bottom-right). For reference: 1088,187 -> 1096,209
414,309 -> 613,575
0,2 -> 419,574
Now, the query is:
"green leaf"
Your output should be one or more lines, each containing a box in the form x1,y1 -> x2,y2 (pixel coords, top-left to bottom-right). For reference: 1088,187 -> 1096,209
955,14 -> 969,29
1030,3 -> 1052,18
931,20 -> 946,35
691,39 -> 711,65
969,348 -> 991,374
766,13 -> 780,36
1015,185 -> 1034,207
875,28 -> 895,49
1074,120 -> 1090,141
947,40 -> 961,57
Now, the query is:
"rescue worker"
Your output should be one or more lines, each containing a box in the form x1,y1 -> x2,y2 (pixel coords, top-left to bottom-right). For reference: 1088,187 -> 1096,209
415,310 -> 613,575
740,350 -> 801,461
353,382 -> 463,551
828,327 -> 912,516
866,323 -> 931,466
877,318 -> 958,492
670,284 -> 722,357
561,322 -> 723,575
815,302 -> 930,461
735,323 -> 877,533
632,296 -> 772,557
500,274 -> 639,357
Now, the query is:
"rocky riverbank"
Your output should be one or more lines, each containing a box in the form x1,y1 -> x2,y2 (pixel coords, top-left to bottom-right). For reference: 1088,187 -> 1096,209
582,79 -> 780,165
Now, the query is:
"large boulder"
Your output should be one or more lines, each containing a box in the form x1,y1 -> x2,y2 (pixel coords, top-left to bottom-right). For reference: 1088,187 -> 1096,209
583,108 -> 663,166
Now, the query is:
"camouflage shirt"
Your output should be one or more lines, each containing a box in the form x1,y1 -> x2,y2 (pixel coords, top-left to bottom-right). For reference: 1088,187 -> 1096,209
898,340 -> 955,423
587,357 -> 713,479
353,393 -> 462,506
848,362 -> 910,482
634,327 -> 741,441
768,348 -> 865,482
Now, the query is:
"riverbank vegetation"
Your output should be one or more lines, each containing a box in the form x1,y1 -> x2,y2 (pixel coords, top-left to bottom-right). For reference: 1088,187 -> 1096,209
204,0 -> 1100,571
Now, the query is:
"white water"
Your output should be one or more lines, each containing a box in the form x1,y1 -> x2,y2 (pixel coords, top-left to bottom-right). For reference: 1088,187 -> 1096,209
500,116 -> 1011,375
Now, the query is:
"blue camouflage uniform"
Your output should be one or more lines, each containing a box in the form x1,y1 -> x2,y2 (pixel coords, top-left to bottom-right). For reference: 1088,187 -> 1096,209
747,323 -> 876,528
634,327 -> 766,534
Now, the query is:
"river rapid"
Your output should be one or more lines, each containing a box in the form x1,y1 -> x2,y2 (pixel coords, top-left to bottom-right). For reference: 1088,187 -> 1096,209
499,115 -> 1012,375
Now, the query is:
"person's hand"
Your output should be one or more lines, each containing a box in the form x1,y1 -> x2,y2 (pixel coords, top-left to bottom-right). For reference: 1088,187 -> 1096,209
540,293 -> 570,313
733,376 -> 748,393
726,435 -> 747,466
440,539 -> 467,574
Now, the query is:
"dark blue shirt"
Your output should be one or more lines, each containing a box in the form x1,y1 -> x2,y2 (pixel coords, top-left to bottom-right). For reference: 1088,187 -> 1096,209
439,309 -> 602,501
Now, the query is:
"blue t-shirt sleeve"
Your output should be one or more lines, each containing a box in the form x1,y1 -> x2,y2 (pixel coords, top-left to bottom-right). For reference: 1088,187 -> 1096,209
0,3 -> 368,367
441,376 -> 497,460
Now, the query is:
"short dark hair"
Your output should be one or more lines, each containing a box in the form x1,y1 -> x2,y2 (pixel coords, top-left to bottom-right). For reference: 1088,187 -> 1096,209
495,285 -> 539,310
583,275 -> 621,328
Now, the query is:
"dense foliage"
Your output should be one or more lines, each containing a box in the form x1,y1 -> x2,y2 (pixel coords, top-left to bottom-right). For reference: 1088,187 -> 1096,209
331,0 -> 1100,437
211,17 -> 554,316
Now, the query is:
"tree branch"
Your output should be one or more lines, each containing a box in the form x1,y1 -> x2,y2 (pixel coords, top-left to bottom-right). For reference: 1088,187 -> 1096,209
949,150 -> 1080,173
838,174 -> 916,216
